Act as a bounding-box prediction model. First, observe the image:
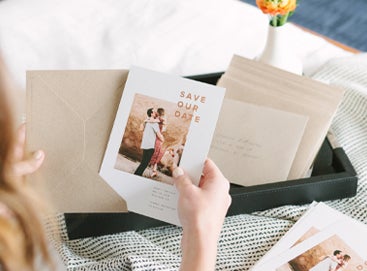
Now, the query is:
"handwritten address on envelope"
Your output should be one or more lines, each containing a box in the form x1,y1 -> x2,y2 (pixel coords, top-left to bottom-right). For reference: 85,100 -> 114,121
209,98 -> 308,186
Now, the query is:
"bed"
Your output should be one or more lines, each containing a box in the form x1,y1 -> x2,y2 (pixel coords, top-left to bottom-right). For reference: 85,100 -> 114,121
0,0 -> 354,88
0,0 -> 366,270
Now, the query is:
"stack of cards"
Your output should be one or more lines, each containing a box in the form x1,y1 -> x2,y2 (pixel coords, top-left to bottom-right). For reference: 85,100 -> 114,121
251,202 -> 367,271
215,55 -> 345,185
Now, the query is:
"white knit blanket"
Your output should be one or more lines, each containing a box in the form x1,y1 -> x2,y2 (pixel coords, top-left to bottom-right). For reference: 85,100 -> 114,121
48,54 -> 367,271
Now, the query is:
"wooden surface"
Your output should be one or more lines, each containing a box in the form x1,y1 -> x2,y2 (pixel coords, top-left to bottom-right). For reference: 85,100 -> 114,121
295,24 -> 360,54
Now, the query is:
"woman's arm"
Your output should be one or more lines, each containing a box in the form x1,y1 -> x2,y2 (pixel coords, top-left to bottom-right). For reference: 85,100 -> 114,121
173,159 -> 231,271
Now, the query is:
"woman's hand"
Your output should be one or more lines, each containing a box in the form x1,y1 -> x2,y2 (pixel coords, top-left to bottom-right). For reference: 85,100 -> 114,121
173,159 -> 231,271
5,124 -> 45,181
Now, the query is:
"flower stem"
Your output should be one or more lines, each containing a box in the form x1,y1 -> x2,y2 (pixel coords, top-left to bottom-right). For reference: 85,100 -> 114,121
279,12 -> 289,26
271,15 -> 278,27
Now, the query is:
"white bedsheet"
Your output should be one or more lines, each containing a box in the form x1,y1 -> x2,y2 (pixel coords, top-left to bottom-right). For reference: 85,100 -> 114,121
0,0 -> 352,89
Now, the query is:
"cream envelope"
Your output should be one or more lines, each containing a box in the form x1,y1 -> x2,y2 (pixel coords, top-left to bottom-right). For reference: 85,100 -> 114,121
209,98 -> 308,186
26,70 -> 129,212
217,56 -> 345,180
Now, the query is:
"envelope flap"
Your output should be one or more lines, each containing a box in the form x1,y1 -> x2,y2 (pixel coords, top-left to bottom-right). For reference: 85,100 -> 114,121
31,70 -> 127,119
27,72 -> 84,176
26,70 -> 129,212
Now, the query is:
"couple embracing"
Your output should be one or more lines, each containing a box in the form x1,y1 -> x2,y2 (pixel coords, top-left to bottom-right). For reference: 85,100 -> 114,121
309,250 -> 351,271
134,107 -> 166,177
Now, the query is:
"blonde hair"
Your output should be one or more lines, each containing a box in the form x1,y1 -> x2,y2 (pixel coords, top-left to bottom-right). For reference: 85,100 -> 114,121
0,56 -> 54,270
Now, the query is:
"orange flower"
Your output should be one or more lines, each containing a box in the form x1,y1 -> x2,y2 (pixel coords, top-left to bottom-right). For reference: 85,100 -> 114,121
256,0 -> 297,16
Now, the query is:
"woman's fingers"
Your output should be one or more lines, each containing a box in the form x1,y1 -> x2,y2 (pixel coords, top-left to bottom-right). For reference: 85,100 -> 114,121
10,150 -> 45,177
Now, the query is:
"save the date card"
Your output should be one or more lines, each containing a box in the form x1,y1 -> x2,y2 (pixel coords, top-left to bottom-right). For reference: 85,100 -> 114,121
99,66 -> 225,225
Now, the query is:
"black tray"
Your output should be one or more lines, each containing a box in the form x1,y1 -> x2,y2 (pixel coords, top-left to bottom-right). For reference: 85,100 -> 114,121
64,73 -> 358,240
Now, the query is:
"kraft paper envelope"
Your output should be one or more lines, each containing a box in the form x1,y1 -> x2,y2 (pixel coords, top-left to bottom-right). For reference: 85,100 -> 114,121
217,55 -> 345,180
26,70 -> 129,212
209,98 -> 308,186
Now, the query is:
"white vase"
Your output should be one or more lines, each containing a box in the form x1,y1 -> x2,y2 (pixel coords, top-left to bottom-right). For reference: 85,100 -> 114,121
257,24 -> 303,75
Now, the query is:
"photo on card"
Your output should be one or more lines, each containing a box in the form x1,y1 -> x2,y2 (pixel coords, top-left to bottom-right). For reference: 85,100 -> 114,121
255,218 -> 367,271
251,203 -> 349,270
276,233 -> 358,271
114,93 -> 191,185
